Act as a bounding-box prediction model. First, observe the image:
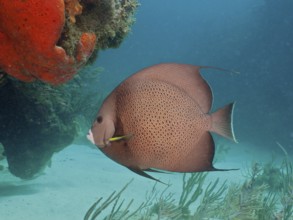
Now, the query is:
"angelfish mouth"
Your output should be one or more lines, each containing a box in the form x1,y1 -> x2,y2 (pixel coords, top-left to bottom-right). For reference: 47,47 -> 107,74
87,130 -> 95,144
86,130 -> 110,148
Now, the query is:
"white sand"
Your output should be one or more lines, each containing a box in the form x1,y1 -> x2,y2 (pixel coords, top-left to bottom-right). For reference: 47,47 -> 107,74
0,142 -> 277,220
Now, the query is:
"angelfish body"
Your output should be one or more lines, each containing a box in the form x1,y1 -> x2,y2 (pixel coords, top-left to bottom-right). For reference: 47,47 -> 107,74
88,63 -> 237,181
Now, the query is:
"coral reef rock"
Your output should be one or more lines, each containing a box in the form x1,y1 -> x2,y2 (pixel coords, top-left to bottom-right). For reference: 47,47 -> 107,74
0,0 -> 138,85
0,67 -> 102,179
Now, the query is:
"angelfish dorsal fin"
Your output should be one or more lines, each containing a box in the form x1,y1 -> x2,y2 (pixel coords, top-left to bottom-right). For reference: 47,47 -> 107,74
128,63 -> 213,113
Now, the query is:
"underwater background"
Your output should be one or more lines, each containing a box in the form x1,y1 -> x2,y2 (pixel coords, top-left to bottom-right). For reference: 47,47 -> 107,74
98,0 -> 293,152
1,0 -> 293,219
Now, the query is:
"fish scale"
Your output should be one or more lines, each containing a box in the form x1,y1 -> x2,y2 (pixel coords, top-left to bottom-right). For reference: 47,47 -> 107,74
114,79 -> 210,170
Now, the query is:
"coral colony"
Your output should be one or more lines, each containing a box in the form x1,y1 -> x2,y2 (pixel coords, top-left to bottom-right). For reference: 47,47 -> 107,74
0,0 -> 138,178
0,0 -> 138,84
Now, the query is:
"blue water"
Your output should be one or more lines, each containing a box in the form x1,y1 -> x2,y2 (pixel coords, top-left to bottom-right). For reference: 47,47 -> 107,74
97,0 -> 293,153
1,1 -> 293,219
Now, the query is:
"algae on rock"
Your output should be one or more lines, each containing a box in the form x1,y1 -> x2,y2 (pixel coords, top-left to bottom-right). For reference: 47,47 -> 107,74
60,0 -> 139,58
0,0 -> 139,179
0,67 -> 103,179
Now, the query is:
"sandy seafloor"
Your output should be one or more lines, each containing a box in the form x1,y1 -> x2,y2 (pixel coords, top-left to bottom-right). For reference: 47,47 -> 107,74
0,141 -> 284,220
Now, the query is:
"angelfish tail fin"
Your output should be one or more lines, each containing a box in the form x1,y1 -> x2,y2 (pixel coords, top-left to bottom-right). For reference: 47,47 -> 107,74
210,102 -> 238,143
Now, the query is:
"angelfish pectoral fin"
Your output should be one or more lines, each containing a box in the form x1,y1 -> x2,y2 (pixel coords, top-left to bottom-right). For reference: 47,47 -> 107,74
108,134 -> 133,142
127,167 -> 168,185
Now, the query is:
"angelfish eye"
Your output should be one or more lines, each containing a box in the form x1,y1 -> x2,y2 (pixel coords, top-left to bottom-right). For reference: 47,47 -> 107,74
96,116 -> 103,123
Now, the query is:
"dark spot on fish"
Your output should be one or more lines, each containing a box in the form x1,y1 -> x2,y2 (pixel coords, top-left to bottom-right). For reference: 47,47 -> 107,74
96,116 -> 103,123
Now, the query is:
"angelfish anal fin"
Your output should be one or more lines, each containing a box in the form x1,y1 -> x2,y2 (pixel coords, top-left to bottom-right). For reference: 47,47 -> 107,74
127,167 -> 168,185
144,168 -> 169,174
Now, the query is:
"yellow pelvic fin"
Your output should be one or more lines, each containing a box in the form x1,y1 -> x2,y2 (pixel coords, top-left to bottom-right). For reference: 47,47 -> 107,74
108,134 -> 133,142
